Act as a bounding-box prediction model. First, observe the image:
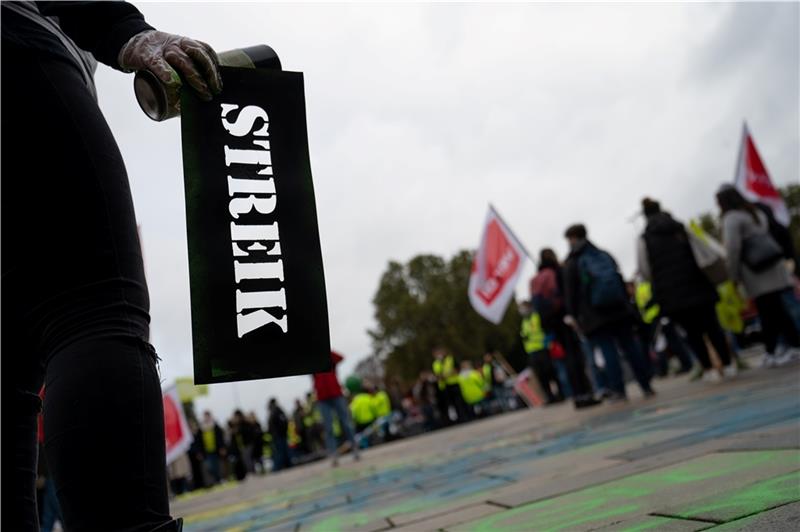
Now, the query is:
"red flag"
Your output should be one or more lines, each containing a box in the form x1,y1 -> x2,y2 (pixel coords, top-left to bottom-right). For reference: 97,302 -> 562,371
468,206 -> 528,324
163,384 -> 193,465
734,123 -> 789,226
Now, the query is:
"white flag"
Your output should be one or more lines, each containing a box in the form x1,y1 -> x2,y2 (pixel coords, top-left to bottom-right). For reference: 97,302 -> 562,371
468,206 -> 528,324
734,123 -> 790,226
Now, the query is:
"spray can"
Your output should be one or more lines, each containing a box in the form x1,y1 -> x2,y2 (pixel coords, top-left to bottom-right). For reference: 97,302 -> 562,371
134,44 -> 282,122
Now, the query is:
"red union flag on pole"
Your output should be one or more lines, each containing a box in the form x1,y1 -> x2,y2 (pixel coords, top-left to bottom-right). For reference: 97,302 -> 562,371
734,123 -> 789,226
163,384 -> 193,465
468,206 -> 529,324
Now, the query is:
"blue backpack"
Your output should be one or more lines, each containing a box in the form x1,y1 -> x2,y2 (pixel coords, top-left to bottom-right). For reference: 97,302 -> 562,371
578,246 -> 627,308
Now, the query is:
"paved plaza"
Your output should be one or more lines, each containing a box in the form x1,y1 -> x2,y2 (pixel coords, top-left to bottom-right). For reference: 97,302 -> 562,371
174,354 -> 800,531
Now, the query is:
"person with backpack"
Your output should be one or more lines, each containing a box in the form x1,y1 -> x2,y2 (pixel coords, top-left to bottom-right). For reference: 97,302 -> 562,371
563,224 -> 655,402
716,186 -> 800,366
530,249 -> 600,409
636,198 -> 735,382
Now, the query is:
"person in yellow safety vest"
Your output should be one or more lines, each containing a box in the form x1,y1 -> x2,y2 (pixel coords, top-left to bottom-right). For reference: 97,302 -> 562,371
481,356 -> 493,394
520,310 -> 546,354
635,281 -> 660,325
432,346 -> 469,423
349,384 -> 376,433
635,280 -> 694,377
287,420 -> 301,449
372,389 -> 392,418
458,360 -> 485,419
716,281 -> 746,335
519,302 -> 563,404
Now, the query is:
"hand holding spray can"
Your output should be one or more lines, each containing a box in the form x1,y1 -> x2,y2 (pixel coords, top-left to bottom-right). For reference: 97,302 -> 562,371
134,45 -> 282,121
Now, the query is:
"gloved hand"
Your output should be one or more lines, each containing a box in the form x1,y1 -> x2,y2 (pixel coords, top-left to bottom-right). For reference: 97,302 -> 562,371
119,30 -> 222,101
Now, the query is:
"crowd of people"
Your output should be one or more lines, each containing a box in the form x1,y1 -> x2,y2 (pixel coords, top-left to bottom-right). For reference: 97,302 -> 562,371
521,187 -> 799,412
161,186 -> 800,498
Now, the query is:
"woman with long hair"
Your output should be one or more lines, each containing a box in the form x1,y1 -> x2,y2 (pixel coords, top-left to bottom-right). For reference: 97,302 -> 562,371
716,185 -> 800,367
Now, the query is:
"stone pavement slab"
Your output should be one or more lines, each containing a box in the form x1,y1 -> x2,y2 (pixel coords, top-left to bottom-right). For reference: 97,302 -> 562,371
704,501 -> 800,531
451,450 -> 800,531
656,469 -> 800,524
593,515 -> 712,531
392,502 -> 505,531
175,364 -> 800,531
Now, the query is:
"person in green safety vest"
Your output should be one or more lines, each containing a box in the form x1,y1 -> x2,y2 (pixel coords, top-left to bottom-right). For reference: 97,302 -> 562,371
519,301 -> 563,404
458,360 -> 486,419
348,379 -> 377,433
635,280 -> 694,377
432,347 -> 469,423
371,388 -> 392,418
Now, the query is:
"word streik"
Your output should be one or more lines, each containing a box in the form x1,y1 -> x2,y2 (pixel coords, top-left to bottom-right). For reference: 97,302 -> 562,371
221,103 -> 287,337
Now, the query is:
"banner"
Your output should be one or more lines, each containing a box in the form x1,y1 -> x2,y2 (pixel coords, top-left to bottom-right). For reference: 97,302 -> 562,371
734,123 -> 789,226
163,384 -> 193,465
468,206 -> 529,324
181,66 -> 331,383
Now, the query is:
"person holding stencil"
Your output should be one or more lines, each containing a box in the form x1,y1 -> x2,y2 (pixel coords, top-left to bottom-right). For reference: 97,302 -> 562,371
2,2 -> 221,530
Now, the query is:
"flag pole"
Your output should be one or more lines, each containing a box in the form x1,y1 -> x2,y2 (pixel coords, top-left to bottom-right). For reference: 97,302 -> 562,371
488,203 -> 535,261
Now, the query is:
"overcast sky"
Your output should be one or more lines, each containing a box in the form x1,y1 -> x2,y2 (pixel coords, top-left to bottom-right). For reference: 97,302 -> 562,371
95,1 -> 799,425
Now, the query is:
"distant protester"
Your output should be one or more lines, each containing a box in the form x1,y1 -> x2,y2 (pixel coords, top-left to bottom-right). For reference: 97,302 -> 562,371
637,198 -> 735,382
716,186 -> 800,366
312,351 -> 360,466
563,224 -> 655,402
267,398 -> 292,472
530,248 -> 600,409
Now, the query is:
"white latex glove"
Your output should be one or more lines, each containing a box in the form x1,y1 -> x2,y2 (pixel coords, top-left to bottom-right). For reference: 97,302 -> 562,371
119,30 -> 222,101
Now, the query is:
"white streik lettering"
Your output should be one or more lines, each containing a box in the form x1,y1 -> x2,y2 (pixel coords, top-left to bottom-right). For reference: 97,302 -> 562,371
221,103 -> 288,337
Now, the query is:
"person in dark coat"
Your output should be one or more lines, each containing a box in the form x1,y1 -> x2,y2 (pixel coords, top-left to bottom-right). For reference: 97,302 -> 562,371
267,398 -> 292,472
563,224 -> 655,402
247,412 -> 266,475
637,198 -> 735,382
3,2 -> 221,530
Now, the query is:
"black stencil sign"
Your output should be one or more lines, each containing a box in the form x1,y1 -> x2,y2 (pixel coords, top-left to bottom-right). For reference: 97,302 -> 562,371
181,66 -> 330,383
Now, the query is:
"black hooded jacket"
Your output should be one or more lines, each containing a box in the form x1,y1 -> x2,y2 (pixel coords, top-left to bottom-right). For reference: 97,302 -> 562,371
643,212 -> 718,314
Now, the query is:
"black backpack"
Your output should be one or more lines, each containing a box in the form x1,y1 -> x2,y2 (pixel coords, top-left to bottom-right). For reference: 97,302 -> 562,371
577,247 -> 627,308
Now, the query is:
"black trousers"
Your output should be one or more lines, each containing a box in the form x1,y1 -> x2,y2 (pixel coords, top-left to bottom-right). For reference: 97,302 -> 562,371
670,304 -> 732,369
528,350 -> 561,402
2,43 -> 171,531
755,288 -> 800,354
553,321 -> 594,399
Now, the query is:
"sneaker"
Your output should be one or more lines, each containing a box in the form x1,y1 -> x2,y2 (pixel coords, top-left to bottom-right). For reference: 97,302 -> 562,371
774,352 -> 794,366
784,347 -> 800,360
689,366 -> 704,381
760,354 -> 777,369
574,396 -> 602,409
722,364 -> 738,379
605,392 -> 629,404
702,370 -> 723,383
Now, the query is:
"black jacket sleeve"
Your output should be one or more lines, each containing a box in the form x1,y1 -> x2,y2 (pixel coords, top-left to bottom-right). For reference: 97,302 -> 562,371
36,1 -> 153,70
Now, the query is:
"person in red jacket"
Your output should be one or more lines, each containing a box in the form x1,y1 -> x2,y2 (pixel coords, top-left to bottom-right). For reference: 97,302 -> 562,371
312,351 -> 361,466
